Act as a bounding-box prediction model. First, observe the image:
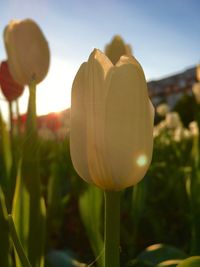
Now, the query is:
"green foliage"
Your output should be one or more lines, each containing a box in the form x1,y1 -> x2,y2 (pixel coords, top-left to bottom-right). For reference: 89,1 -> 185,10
0,187 -> 12,267
189,168 -> 200,254
47,158 -> 70,249
0,111 -> 12,191
131,176 -> 148,252
79,185 -> 104,267
8,215 -> 32,267
173,94 -> 195,127
177,256 -> 200,267
12,166 -> 46,267
0,113 -> 12,183
12,81 -> 46,267
156,259 -> 181,266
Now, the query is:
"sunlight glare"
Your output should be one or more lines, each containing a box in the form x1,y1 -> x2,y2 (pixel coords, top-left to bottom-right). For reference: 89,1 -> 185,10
136,154 -> 147,167
1,56 -> 77,121
36,56 -> 76,115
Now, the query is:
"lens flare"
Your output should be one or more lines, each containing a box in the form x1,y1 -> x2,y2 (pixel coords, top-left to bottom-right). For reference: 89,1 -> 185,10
136,155 -> 147,167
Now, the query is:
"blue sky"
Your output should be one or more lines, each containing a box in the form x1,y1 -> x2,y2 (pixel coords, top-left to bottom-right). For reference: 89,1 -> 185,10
0,0 -> 200,117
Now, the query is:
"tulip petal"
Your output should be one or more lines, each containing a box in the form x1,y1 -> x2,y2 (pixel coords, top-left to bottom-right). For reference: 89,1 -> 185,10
116,55 -> 145,79
0,61 -> 24,101
4,23 -> 26,85
104,56 -> 154,190
70,62 -> 93,184
85,50 -> 114,188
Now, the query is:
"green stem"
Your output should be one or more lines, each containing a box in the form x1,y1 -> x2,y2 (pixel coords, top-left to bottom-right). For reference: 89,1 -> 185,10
16,99 -> 21,136
8,215 -> 32,267
104,191 -> 120,267
7,101 -> 16,213
24,80 -> 44,267
8,101 -> 13,139
26,80 -> 37,134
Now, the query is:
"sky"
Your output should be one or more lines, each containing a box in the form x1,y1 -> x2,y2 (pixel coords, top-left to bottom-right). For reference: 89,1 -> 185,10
0,0 -> 200,120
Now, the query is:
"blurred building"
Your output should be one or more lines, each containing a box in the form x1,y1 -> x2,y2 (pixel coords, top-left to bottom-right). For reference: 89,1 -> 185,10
148,66 -> 196,108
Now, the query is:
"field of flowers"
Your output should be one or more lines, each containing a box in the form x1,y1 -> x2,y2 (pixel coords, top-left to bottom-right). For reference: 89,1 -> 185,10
1,19 -> 200,267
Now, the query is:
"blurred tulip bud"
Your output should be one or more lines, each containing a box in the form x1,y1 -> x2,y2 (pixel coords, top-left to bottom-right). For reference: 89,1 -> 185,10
173,127 -> 183,142
156,103 -> 169,117
192,82 -> 200,104
38,126 -> 55,140
70,49 -> 154,191
153,120 -> 167,138
189,121 -> 199,137
4,19 -> 50,85
196,64 -> 200,82
153,126 -> 160,138
105,35 -> 132,65
165,112 -> 181,129
0,60 -> 24,102
183,129 -> 191,140
173,127 -> 191,142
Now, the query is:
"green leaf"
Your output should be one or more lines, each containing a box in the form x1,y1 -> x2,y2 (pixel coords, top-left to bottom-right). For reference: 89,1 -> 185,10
12,165 -> 29,263
189,168 -> 200,254
8,215 -> 32,267
177,256 -> 200,267
0,187 -> 12,267
47,161 -> 70,215
0,108 -> 19,212
0,111 -> 12,186
156,259 -> 182,266
79,184 -> 104,267
12,165 -> 46,267
132,178 -> 147,219
131,177 -> 147,252
12,81 -> 46,267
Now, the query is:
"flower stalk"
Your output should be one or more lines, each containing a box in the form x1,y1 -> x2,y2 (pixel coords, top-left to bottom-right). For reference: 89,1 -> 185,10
104,191 -> 120,267
8,101 -> 13,139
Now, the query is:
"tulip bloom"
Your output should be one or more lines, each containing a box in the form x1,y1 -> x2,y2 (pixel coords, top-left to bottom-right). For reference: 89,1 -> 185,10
192,82 -> 200,104
105,35 -> 132,65
189,121 -> 199,137
197,64 -> 200,82
70,49 -> 154,191
156,103 -> 169,117
0,60 -> 24,102
165,112 -> 181,129
4,19 -> 50,85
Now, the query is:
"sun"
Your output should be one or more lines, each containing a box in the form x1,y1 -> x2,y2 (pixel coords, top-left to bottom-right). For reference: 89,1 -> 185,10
18,56 -> 77,116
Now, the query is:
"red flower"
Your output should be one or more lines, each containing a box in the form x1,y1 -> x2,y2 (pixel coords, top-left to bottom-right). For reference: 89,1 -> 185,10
0,60 -> 24,102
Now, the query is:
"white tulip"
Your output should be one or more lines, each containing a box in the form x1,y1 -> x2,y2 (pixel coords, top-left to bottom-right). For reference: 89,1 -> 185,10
192,82 -> 200,104
4,19 -> 50,85
166,112 -> 181,129
70,49 -> 154,191
189,121 -> 199,137
156,103 -> 169,117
